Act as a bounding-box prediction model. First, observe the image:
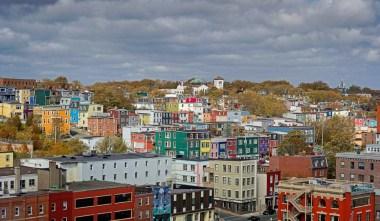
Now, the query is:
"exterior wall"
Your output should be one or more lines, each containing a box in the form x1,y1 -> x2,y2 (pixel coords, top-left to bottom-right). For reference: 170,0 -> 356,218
135,192 -> 153,221
0,151 -> 13,168
269,155 -> 328,178
0,173 -> 38,195
49,191 -> 73,221
122,126 -> 157,147
172,160 -> 209,187
41,107 -> 70,137
200,139 -> 211,159
21,156 -> 172,186
87,117 -> 118,137
0,192 -> 49,221
71,186 -> 135,221
15,89 -> 31,104
0,102 -> 25,120
0,78 -> 36,89
131,132 -> 155,153
226,138 -> 237,159
171,188 -> 214,221
236,136 -> 259,158
210,159 -> 258,214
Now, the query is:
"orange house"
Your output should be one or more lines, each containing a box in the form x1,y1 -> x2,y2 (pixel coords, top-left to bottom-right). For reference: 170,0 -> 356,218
41,106 -> 70,137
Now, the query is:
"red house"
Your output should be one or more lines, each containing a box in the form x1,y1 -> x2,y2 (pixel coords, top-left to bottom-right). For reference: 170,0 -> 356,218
278,178 -> 375,221
226,138 -> 237,159
131,132 -> 155,153
135,187 -> 153,221
87,116 -> 118,137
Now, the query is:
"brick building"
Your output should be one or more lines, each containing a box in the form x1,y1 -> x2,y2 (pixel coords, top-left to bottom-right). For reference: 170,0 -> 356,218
269,155 -> 328,178
277,178 -> 375,221
0,191 -> 49,221
0,77 -> 36,89
135,187 -> 153,221
87,116 -> 118,137
131,132 -> 155,153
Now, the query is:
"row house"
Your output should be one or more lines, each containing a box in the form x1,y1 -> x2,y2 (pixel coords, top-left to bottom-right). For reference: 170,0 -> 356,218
207,137 -> 239,160
21,152 -> 172,186
164,96 -> 179,113
108,108 -> 129,134
155,130 -> 211,159
172,159 -> 210,187
136,110 -> 163,125
278,178 -> 375,221
135,187 -> 154,221
179,97 -> 206,123
203,109 -> 227,123
256,164 -> 281,211
171,185 -> 214,221
0,102 -> 25,120
0,87 -> 16,103
78,103 -> 104,129
122,125 -> 158,147
131,132 -> 155,153
236,136 -> 259,159
87,114 -> 118,137
178,111 -> 194,123
35,106 -> 70,137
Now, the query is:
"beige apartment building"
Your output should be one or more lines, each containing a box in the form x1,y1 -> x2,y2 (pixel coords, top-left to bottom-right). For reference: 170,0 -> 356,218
208,159 -> 258,214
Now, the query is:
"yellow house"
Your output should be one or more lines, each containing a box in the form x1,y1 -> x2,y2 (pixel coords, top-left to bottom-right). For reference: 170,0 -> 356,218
200,139 -> 211,158
0,102 -> 24,120
0,151 -> 14,168
16,89 -> 31,103
41,106 -> 70,137
78,104 -> 104,129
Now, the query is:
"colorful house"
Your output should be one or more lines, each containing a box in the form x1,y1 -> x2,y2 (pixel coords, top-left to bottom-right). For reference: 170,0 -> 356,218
40,106 -> 70,137
78,103 -> 104,129
210,138 -> 227,159
226,138 -> 237,159
237,136 -> 259,158
0,151 -> 13,168
34,88 -> 51,106
131,132 -> 155,153
155,130 -> 210,159
0,102 -> 25,120
200,138 -> 211,159
69,97 -> 80,125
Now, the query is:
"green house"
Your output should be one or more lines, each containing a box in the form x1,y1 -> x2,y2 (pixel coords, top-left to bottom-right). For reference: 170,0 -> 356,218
34,89 -> 51,106
236,136 -> 259,158
155,130 -> 210,159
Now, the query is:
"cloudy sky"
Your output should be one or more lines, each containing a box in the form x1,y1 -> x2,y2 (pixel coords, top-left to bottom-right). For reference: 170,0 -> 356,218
1,0 -> 380,87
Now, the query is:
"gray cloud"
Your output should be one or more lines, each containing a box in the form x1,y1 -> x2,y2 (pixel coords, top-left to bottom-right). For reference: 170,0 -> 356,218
0,0 -> 379,87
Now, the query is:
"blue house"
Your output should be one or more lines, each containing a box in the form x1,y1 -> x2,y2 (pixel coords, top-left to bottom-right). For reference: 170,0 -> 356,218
70,97 -> 80,124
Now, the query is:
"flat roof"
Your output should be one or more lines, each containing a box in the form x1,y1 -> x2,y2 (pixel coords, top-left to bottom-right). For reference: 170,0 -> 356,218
67,181 -> 130,191
47,152 -> 168,163
336,152 -> 380,160
0,166 -> 37,176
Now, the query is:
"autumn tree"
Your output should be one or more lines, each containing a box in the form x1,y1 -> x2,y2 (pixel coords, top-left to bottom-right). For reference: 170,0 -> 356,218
238,91 -> 287,117
277,131 -> 311,156
309,116 -> 355,178
299,81 -> 331,91
307,90 -> 342,103
96,136 -> 127,153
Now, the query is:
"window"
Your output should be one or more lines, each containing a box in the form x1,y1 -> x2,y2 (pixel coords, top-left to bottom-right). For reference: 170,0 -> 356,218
235,178 -> 239,185
358,162 -> 365,170
351,162 -> 355,169
135,172 -> 138,178
319,199 -> 326,207
39,204 -> 44,214
371,163 -> 374,170
76,198 -> 94,208
62,217 -> 68,221
114,174 -> 117,180
97,196 -> 112,205
145,171 -> 148,177
114,210 -> 132,219
114,162 -> 117,168
21,180 -> 25,189
10,181 -> 14,189
97,213 -> 111,221
76,215 -> 94,221
51,203 -> 56,212
115,193 -> 132,203
332,200 -> 339,208
223,177 -> 227,184
183,175 -> 188,182
370,175 -> 374,183
102,164 -> 105,169
63,201 -> 68,210
330,216 -> 339,221
1,208 -> 6,219
15,207 -> 19,216
90,164 -> 93,170
124,173 -> 127,179
191,165 -> 195,171
357,214 -> 362,221
353,197 -> 369,207
102,175 -> 106,180
358,174 -> 365,182
27,206 -> 32,215
235,191 -> 239,198
183,164 -> 188,171
366,212 -> 371,221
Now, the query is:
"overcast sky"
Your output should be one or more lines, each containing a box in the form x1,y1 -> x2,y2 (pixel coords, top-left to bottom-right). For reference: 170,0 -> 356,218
1,0 -> 380,87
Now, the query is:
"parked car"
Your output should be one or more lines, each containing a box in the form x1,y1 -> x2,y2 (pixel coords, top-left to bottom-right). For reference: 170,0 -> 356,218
263,208 -> 276,215
248,216 -> 260,221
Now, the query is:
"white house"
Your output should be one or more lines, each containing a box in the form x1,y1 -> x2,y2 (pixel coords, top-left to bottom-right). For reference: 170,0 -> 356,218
193,84 -> 209,95
0,166 -> 38,196
21,153 -> 172,186
122,125 -> 158,147
172,159 -> 210,187
213,76 -> 224,89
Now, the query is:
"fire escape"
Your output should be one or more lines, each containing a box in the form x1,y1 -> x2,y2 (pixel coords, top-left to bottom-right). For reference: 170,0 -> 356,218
287,191 -> 312,221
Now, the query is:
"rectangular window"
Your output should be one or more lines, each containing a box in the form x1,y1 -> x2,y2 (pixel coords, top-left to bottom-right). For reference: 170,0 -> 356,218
115,193 -> 132,203
39,205 -> 44,214
97,196 -> 112,205
351,162 -> 355,169
358,162 -> 365,170
27,206 -> 32,215
114,210 -> 132,220
63,201 -> 68,210
76,215 -> 94,221
51,203 -> 56,212
353,197 -> 370,207
97,213 -> 111,221
76,198 -> 94,208
15,207 -> 19,217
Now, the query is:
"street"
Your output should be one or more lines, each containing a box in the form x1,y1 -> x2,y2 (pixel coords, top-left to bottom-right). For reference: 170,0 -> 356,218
216,209 -> 277,221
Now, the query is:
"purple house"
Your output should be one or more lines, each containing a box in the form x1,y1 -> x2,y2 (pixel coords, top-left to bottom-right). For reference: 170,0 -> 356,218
259,135 -> 269,156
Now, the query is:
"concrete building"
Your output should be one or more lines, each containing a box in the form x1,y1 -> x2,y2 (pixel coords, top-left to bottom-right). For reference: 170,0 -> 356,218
21,152 -> 172,186
208,159 -> 258,214
172,159 -> 210,187
278,178 -> 375,221
171,185 -> 214,221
